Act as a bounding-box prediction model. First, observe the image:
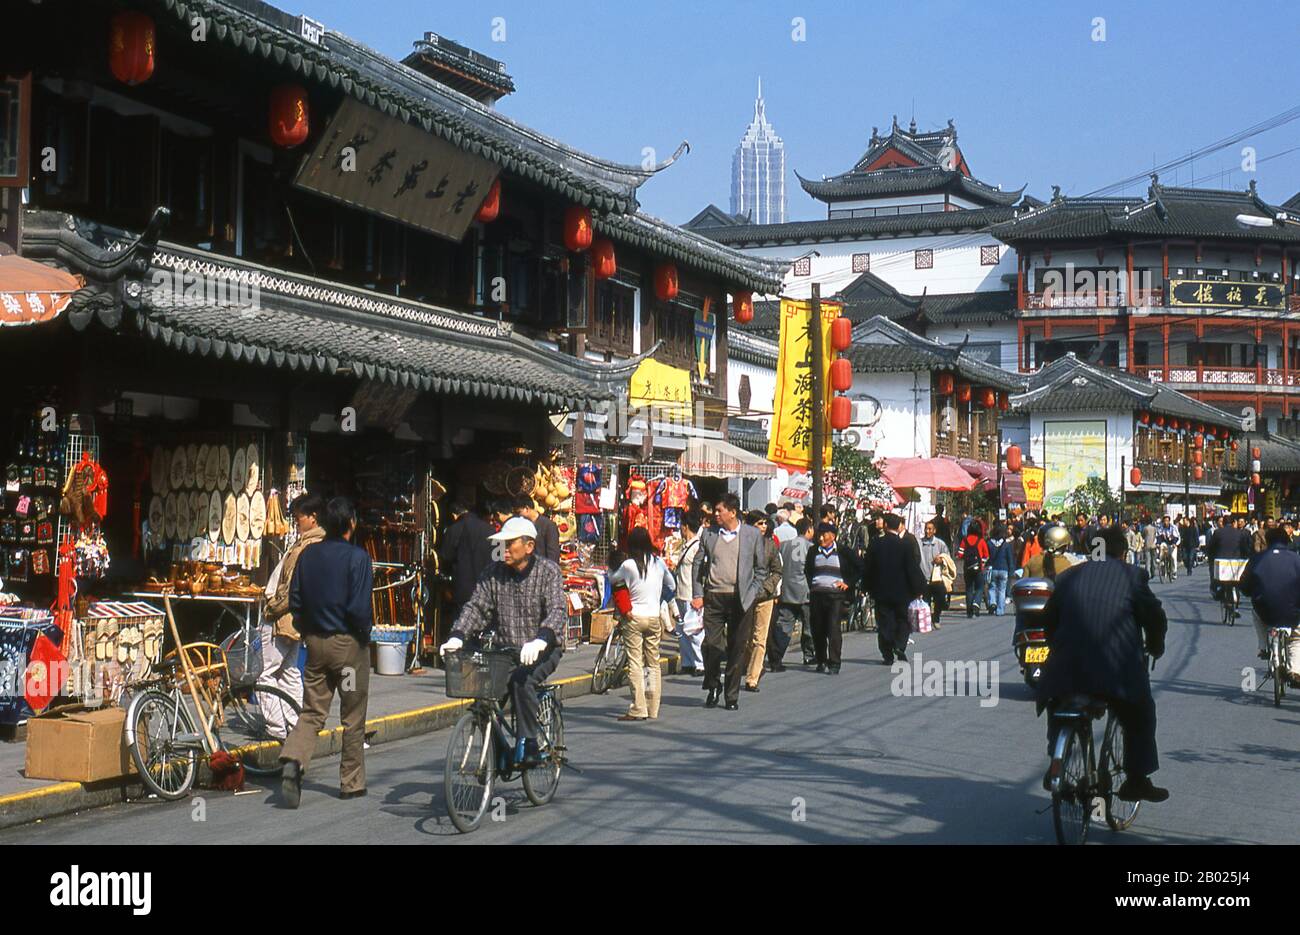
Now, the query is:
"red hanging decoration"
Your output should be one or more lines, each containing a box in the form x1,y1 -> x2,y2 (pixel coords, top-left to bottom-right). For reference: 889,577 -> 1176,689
1130,467 -> 1142,487
829,395 -> 852,431
563,205 -> 593,252
830,358 -> 853,392
733,291 -> 754,324
937,373 -> 955,396
1197,423 -> 1205,433
1192,449 -> 1203,465
475,179 -> 501,223
1252,446 -> 1262,460
957,383 -> 972,403
654,264 -> 679,302
1170,418 -> 1180,431
269,84 -> 310,148
1231,440 -> 1239,452
109,11 -> 156,85
979,387 -> 996,409
831,316 -> 852,351
1193,466 -> 1204,481
998,391 -> 1010,412
1252,472 -> 1262,486
1139,411 -> 1151,425
1194,433 -> 1204,447
1005,445 -> 1023,473
1155,415 -> 1166,428
24,633 -> 65,714
590,238 -> 617,280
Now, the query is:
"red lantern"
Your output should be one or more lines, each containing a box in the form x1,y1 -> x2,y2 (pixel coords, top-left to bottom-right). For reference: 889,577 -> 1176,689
1170,418 -> 1180,431
1252,446 -> 1262,461
269,84 -> 310,148
957,383 -> 972,404
937,373 -> 955,395
1192,450 -> 1203,465
1231,440 -> 1239,452
654,264 -> 679,302
1252,472 -> 1262,486
1005,445 -> 1023,473
1155,415 -> 1166,428
109,11 -> 155,85
1130,467 -> 1142,487
1194,433 -> 1204,448
1139,411 -> 1151,425
830,358 -> 853,392
831,316 -> 853,351
829,395 -> 852,431
1197,423 -> 1205,433
590,238 -> 616,280
475,179 -> 501,223
733,292 -> 754,324
563,206 -> 593,252
979,388 -> 996,409
1193,466 -> 1204,481
998,391 -> 1010,412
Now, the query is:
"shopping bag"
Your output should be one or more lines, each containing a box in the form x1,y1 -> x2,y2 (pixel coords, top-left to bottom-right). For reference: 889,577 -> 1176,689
908,597 -> 932,634
680,605 -> 705,636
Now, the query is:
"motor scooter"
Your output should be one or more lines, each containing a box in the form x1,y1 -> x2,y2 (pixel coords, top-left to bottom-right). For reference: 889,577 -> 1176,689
1010,576 -> 1053,686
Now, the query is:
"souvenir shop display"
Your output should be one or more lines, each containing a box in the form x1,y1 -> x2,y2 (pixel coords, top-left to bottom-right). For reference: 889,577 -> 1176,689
0,607 -> 64,725
2,413 -> 64,596
66,600 -> 165,705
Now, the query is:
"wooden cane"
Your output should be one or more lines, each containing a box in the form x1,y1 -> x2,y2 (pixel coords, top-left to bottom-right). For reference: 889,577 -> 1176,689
163,594 -> 221,756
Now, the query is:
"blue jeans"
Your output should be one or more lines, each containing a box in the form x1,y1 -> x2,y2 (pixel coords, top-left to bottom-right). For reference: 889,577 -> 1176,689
987,569 -> 1009,616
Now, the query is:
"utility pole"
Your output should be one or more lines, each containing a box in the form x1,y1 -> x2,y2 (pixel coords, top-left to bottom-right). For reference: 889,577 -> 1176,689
1183,433 -> 1191,519
811,283 -> 825,522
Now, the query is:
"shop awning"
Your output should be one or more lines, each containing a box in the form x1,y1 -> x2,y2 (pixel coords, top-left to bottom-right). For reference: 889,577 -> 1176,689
944,456 -> 998,493
0,254 -> 84,326
679,437 -> 778,479
879,457 -> 977,491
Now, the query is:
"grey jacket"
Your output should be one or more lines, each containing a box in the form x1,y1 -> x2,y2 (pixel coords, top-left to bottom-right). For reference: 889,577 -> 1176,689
692,523 -> 769,612
778,536 -> 812,605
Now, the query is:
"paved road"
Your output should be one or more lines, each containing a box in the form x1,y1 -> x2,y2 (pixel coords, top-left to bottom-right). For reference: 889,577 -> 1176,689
8,567 -> 1298,844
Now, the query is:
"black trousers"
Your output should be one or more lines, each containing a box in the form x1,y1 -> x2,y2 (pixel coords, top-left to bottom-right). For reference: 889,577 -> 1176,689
768,602 -> 804,668
702,591 -> 753,705
509,647 -> 562,740
925,583 -> 948,624
1047,693 -> 1159,778
809,591 -> 844,667
875,600 -> 911,661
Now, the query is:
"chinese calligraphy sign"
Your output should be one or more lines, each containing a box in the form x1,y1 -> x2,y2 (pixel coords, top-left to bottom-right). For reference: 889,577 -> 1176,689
768,298 -> 840,471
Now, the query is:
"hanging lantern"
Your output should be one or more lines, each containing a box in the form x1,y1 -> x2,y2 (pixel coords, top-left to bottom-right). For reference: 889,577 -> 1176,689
1193,466 -> 1204,481
1130,467 -> 1142,487
979,387 -> 996,409
654,264 -> 679,302
475,179 -> 501,223
269,84 -> 310,148
109,11 -> 156,86
1252,472 -> 1262,486
563,205 -> 593,252
957,383 -> 972,404
1139,411 -> 1151,425
1194,433 -> 1204,448
1197,423 -> 1205,434
830,358 -> 853,392
937,373 -> 955,395
1231,440 -> 1239,451
829,395 -> 852,431
1192,450 -> 1203,465
1156,415 -> 1166,428
1252,459 -> 1262,474
1252,446 -> 1262,460
998,391 -> 1010,412
1170,418 -> 1180,431
733,291 -> 754,324
590,238 -> 617,280
1005,445 -> 1023,473
831,316 -> 853,351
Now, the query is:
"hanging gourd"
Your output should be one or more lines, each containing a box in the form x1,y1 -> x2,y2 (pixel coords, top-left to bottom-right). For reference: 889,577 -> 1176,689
563,205 -> 593,252
957,383 -> 972,403
475,179 -> 501,223
590,239 -> 617,280
831,316 -> 853,351
829,395 -> 852,431
654,264 -> 679,302
1005,445 -> 1023,473
937,373 -> 955,395
733,292 -> 754,324
109,11 -> 156,86
1130,467 -> 1142,487
269,84 -> 310,148
830,358 -> 853,392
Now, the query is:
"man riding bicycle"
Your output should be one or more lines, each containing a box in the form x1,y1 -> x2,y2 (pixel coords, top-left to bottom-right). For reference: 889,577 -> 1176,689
438,516 -> 566,766
1037,527 -> 1170,803
1239,526 -> 1300,677
1154,516 -> 1179,579
1206,514 -> 1249,602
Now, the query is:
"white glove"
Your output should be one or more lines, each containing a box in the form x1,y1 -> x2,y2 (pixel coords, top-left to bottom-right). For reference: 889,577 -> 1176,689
439,636 -> 463,657
520,638 -> 548,666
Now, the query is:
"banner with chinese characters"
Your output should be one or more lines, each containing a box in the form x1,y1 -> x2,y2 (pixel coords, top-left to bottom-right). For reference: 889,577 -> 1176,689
1168,279 -> 1284,310
1020,466 -> 1045,509
767,298 -> 841,471
629,357 -> 692,420
294,97 -> 499,242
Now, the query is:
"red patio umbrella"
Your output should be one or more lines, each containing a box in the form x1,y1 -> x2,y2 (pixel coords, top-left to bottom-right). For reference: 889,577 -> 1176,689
0,254 -> 84,326
878,457 -> 979,491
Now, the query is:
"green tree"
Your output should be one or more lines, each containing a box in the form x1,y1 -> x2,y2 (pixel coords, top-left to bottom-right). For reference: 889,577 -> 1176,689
1066,476 -> 1119,518
825,443 -> 895,507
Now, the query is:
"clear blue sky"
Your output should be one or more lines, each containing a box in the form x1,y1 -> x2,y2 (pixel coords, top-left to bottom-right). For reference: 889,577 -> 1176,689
301,0 -> 1300,223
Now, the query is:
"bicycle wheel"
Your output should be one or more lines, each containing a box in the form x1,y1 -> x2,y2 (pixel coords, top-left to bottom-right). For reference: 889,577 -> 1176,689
606,641 -> 628,690
522,691 -> 564,807
218,683 -> 302,777
444,712 -> 494,833
1228,591 -> 1238,627
1222,600 -> 1233,627
1051,726 -> 1090,846
1273,631 -> 1287,708
1100,716 -> 1140,831
591,637 -> 614,695
126,689 -> 198,800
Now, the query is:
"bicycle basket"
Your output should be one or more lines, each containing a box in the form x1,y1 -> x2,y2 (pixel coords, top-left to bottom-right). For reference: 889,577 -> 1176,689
444,649 -> 515,699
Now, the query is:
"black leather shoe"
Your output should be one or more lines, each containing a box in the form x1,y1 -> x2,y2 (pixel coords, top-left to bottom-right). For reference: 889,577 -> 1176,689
770,663 -> 786,673
895,652 -> 907,663
705,687 -> 721,707
280,760 -> 302,809
827,667 -> 840,675
724,701 -> 739,710
815,663 -> 825,673
1118,777 -> 1170,803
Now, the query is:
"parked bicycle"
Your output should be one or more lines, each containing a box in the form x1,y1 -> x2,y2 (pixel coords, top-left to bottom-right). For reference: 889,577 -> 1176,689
845,590 -> 874,632
1044,694 -> 1140,845
442,645 -> 566,833
590,617 -> 627,695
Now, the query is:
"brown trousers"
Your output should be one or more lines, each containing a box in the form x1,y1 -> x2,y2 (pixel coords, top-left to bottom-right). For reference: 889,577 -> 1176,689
280,632 -> 370,794
745,598 -> 776,687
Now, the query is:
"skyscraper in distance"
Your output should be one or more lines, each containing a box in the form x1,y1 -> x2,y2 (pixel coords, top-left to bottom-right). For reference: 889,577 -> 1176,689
731,78 -> 786,225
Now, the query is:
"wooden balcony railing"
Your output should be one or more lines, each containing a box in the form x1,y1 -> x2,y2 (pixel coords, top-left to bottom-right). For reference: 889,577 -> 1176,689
1134,459 -> 1222,489
1139,365 -> 1270,387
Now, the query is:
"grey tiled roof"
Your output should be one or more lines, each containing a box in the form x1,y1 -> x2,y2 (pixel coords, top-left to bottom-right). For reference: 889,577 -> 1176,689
1241,433 -> 1300,473
695,205 -> 1016,247
835,271 -> 1016,325
727,329 -> 778,367
727,418 -> 769,455
797,165 -> 1024,207
847,316 -> 1026,392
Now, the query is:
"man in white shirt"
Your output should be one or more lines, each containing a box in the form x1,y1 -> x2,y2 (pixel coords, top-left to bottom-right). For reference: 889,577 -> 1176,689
673,512 -> 706,675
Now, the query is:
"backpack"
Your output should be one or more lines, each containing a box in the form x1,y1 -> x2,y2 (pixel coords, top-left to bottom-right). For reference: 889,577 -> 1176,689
961,537 -> 984,571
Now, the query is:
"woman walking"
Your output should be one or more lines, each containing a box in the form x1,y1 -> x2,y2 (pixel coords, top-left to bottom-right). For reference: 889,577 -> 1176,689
956,519 -> 990,617
609,528 -> 673,721
919,520 -> 956,629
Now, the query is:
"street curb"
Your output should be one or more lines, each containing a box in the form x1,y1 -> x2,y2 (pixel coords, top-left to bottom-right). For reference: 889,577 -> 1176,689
0,654 -> 680,831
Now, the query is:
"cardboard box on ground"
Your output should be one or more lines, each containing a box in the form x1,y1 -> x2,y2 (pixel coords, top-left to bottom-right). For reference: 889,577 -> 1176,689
25,707 -> 135,783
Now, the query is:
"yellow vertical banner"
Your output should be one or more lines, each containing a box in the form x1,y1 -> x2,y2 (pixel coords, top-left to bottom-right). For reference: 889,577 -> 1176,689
768,297 -> 841,471
1021,466 -> 1045,509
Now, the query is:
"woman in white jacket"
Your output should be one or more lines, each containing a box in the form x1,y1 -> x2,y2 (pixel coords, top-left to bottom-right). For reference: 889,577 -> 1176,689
610,527 -> 674,720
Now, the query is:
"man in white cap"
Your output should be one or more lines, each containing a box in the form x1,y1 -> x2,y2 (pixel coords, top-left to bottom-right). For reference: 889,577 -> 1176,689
438,516 -> 566,765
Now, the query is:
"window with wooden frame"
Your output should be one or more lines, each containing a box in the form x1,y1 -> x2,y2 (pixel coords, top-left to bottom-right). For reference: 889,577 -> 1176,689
588,279 -> 635,356
651,298 -> 697,371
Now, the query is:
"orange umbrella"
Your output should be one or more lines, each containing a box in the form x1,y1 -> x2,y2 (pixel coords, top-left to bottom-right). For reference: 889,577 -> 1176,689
0,254 -> 84,326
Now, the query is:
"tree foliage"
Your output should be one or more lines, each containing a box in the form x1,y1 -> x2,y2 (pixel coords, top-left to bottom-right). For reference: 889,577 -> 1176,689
825,444 -> 896,507
1065,476 -> 1119,519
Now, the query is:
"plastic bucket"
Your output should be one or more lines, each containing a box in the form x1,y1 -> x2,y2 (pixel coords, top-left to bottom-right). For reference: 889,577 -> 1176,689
374,641 -> 407,676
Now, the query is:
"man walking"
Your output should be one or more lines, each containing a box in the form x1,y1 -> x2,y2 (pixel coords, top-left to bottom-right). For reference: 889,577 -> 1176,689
673,512 -> 706,675
279,497 -> 374,806
770,518 -> 813,672
691,494 -> 767,710
515,496 -> 560,564
864,514 -> 926,664
804,522 -> 860,673
437,502 -> 494,636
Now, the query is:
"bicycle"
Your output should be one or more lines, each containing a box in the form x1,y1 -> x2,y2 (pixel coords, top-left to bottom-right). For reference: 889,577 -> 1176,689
590,617 -> 627,695
123,643 -> 303,799
846,590 -> 874,632
1158,544 -> 1177,584
1044,694 -> 1140,845
1263,626 -> 1294,708
1212,559 -> 1245,627
442,646 -> 566,834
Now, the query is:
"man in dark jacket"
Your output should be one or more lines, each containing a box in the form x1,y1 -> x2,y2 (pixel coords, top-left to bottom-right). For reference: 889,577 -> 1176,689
515,496 -> 561,565
803,522 -> 861,673
1206,514 -> 1249,601
437,503 -> 494,638
280,496 -> 374,807
1178,516 -> 1199,573
1038,527 -> 1169,803
1239,527 -> 1300,667
864,514 -> 926,665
